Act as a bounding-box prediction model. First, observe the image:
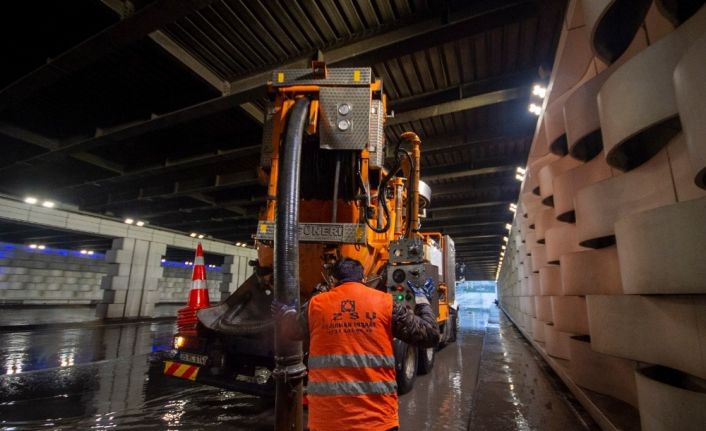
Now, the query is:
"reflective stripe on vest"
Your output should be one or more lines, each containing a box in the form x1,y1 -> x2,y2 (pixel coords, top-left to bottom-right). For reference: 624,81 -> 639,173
307,380 -> 398,396
309,354 -> 395,369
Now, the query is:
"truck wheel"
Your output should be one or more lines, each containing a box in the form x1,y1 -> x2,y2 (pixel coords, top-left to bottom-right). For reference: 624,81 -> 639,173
448,308 -> 458,343
395,340 -> 417,395
417,346 -> 435,375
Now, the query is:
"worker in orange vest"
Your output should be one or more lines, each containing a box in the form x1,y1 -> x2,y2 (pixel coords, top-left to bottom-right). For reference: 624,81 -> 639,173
272,257 -> 440,431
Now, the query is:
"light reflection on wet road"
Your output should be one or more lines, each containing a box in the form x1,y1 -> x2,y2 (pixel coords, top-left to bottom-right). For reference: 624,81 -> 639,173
0,305 -> 592,430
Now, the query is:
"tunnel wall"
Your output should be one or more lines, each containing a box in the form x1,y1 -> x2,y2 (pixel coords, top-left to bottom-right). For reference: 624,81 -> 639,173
0,243 -> 111,304
498,2 -> 706,430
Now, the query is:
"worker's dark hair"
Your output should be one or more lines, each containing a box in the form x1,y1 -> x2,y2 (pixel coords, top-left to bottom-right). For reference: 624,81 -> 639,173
332,258 -> 364,284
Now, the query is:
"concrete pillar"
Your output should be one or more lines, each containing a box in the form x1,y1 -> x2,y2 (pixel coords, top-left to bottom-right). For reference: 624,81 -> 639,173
97,238 -> 166,319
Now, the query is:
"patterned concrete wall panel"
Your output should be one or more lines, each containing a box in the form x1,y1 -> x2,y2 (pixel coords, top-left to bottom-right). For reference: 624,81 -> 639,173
586,295 -> 706,380
544,323 -> 572,360
545,15 -> 593,103
529,244 -> 547,273
529,273 -> 541,296
531,317 -> 546,342
538,155 -> 583,205
655,0 -> 706,26
636,366 -> 706,431
569,336 -> 639,407
527,152 -> 560,196
539,266 -> 562,296
520,277 -> 530,296
598,5 -> 706,171
561,247 -> 623,296
667,134 -> 706,201
545,224 -> 586,264
581,0 -> 652,63
535,207 -> 560,243
534,296 -> 553,323
575,148 -> 676,248
544,91 -> 576,156
525,231 -> 537,248
564,65 -> 615,161
552,296 -> 589,335
674,32 -> 706,189
615,197 -> 706,294
554,154 -> 614,222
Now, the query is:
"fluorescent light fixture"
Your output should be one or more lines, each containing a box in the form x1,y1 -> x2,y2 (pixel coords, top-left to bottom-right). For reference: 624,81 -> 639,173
502,245 -> 506,250
509,203 -> 517,213
29,244 -> 38,249
241,243 -> 247,247
505,223 -> 512,230
516,167 -> 526,175
87,251 -> 94,255
42,201 -> 55,208
515,173 -> 525,182
528,103 -> 541,115
532,84 -> 547,98
189,233 -> 197,238
235,242 -> 242,246
161,258 -> 166,263
136,221 -> 145,227
80,250 -> 88,254
124,218 -> 134,225
37,245 -> 46,250
24,197 -> 38,204
198,234 -> 205,239
503,236 -> 508,243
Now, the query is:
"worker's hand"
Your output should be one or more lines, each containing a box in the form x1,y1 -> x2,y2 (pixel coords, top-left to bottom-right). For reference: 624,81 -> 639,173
407,277 -> 435,304
270,299 -> 297,320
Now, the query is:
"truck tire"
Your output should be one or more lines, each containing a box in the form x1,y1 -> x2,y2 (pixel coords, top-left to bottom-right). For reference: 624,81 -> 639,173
417,346 -> 435,375
395,340 -> 417,395
448,308 -> 458,343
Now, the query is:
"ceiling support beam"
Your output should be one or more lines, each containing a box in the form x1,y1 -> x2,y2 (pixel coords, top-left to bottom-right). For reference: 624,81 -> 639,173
0,0 -> 218,112
423,163 -> 516,182
0,1 -> 537,173
388,69 -> 536,113
387,87 -> 526,126
429,201 -> 512,213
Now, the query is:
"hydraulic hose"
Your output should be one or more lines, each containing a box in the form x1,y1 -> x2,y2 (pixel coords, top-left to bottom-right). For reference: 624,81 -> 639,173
274,97 -> 309,431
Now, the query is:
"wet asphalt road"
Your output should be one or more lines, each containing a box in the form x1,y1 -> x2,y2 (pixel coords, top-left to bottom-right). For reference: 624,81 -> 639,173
0,306 -> 591,430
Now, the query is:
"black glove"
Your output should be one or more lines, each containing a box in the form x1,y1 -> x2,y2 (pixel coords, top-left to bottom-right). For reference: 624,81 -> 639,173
407,277 -> 435,304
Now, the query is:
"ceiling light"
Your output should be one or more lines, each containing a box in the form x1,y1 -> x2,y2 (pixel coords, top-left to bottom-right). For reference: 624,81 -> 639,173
503,236 -> 508,243
24,197 -> 38,204
161,258 -> 166,263
509,203 -> 517,213
532,84 -> 547,99
190,233 -> 197,238
198,234 -> 205,239
236,242 -> 242,246
528,103 -> 541,115
124,218 -> 134,225
87,251 -> 94,255
80,250 -> 88,254
515,173 -> 525,182
136,221 -> 145,227
516,167 -> 526,175
240,243 -> 247,248
29,244 -> 38,249
505,223 -> 512,231
37,245 -> 46,250
502,245 -> 506,250
42,201 -> 55,208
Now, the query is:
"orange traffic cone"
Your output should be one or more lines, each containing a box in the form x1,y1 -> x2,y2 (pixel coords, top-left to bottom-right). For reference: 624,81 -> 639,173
177,243 -> 211,335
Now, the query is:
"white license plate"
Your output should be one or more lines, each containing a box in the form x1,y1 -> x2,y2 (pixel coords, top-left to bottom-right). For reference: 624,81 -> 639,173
179,352 -> 208,366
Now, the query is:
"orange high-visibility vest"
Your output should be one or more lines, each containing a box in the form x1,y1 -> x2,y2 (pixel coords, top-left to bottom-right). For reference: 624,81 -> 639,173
307,281 -> 398,431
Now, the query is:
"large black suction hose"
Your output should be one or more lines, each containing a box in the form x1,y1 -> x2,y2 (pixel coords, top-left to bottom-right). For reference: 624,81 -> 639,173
274,97 -> 309,431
